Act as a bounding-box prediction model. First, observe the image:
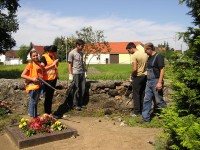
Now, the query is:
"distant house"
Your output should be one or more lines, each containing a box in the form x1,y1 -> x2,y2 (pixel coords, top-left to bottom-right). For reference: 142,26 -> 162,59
28,42 -> 144,64
86,42 -> 144,64
110,41 -> 143,64
0,50 -> 22,65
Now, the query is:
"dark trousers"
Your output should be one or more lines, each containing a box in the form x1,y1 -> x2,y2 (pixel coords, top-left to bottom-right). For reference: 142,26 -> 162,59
72,73 -> 86,107
132,75 -> 147,115
44,78 -> 57,114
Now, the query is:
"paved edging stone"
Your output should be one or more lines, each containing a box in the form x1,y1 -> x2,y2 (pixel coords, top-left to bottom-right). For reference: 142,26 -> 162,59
5,124 -> 77,149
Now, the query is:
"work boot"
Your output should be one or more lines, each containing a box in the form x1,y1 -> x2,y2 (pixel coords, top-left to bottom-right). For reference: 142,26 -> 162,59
81,105 -> 87,109
74,106 -> 81,111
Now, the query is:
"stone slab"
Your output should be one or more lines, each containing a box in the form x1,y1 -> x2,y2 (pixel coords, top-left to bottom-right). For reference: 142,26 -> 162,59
5,124 -> 77,149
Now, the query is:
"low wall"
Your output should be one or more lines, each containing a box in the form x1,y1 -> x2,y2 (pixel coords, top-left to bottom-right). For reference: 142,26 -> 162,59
0,79 -> 171,115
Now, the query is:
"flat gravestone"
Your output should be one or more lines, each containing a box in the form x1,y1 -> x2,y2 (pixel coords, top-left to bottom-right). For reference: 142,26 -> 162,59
5,124 -> 77,149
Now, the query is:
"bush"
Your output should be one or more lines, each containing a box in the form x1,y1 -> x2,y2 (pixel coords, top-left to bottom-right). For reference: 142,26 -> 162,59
160,107 -> 200,150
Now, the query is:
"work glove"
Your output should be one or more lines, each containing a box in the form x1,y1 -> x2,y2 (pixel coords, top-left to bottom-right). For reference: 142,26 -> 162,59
69,74 -> 73,81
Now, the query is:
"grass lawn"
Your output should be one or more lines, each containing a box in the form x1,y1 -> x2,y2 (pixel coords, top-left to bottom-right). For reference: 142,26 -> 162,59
0,63 -> 132,80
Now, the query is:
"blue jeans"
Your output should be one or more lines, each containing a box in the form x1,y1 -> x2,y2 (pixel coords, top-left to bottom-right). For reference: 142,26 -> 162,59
29,89 -> 41,117
142,79 -> 166,122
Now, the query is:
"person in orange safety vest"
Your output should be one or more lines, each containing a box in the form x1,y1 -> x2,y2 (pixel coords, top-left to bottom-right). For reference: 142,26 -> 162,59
40,45 -> 59,115
21,50 -> 44,118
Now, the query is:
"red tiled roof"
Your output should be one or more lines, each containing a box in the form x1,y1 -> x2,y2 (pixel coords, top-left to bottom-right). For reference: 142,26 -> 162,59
5,50 -> 19,58
31,41 -> 142,55
85,41 -> 142,54
33,46 -> 44,55
109,42 -> 142,53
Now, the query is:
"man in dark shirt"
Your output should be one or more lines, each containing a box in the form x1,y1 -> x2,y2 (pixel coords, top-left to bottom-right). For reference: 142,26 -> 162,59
138,42 -> 166,123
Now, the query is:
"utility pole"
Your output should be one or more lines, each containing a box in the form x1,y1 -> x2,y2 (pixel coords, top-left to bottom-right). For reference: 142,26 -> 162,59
181,44 -> 182,53
174,34 -> 177,51
66,37 -> 68,62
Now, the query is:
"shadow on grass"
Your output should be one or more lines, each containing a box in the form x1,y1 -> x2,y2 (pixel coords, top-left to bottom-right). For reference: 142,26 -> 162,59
0,70 -> 21,79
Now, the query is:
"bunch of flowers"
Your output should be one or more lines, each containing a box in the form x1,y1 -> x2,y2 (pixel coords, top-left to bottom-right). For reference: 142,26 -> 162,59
19,114 -> 67,137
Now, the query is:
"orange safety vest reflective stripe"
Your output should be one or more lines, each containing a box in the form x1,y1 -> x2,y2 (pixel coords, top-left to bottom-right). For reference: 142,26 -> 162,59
42,53 -> 58,80
25,62 -> 43,93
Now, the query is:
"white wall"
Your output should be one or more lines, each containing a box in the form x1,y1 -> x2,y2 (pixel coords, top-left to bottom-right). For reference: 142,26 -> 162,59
85,54 -> 110,64
0,54 -> 22,65
0,54 -> 6,62
4,59 -> 22,65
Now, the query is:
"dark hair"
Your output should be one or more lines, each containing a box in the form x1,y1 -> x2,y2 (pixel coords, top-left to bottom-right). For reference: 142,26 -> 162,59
76,39 -> 85,46
44,46 -> 50,52
144,42 -> 155,50
49,45 -> 57,52
126,42 -> 136,49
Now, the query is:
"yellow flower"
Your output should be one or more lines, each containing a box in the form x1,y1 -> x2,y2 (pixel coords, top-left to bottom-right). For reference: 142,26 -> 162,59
55,121 -> 61,125
23,122 -> 27,126
58,127 -> 62,131
43,113 -> 48,117
51,124 -> 55,128
21,118 -> 25,122
19,124 -> 23,128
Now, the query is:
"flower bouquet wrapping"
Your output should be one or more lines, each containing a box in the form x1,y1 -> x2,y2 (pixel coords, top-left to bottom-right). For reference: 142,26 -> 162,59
19,114 -> 67,137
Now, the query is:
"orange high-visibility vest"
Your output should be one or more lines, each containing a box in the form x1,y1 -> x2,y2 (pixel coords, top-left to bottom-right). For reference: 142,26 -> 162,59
42,53 -> 58,80
25,62 -> 43,93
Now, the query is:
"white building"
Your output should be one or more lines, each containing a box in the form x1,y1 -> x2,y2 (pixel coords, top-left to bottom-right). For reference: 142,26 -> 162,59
85,42 -> 144,64
0,50 -> 22,65
85,53 -> 110,64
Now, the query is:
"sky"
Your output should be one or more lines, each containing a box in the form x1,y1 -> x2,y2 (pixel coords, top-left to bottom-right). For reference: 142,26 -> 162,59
13,0 -> 193,51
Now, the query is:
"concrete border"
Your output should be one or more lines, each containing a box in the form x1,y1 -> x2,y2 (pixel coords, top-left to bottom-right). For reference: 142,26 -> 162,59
5,124 -> 77,149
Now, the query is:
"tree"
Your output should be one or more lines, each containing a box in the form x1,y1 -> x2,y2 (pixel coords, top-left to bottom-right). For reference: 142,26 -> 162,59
75,26 -> 111,70
17,45 -> 29,64
65,36 -> 77,62
175,0 -> 200,117
160,1 -> 200,149
0,0 -> 20,54
53,36 -> 77,62
53,36 -> 66,62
